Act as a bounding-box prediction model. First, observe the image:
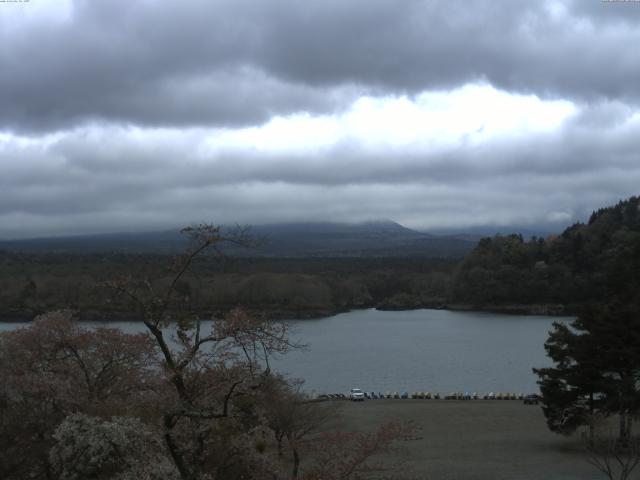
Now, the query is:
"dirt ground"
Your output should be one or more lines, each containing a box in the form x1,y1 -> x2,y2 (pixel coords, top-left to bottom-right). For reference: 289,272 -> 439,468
331,399 -> 606,480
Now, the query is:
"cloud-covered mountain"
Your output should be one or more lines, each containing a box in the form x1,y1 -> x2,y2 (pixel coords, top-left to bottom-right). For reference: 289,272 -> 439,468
0,221 -> 477,258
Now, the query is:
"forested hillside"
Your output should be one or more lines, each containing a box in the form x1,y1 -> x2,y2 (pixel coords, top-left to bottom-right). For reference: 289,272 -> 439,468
0,255 -> 456,320
451,196 -> 640,311
2,197 -> 638,321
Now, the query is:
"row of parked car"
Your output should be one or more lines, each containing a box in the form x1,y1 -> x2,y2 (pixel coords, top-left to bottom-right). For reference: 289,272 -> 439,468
317,393 -> 349,400
332,389 -> 541,404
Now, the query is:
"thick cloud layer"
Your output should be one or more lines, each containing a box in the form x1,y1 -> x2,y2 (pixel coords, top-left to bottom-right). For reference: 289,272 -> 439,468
2,0 -> 640,132
0,0 -> 639,237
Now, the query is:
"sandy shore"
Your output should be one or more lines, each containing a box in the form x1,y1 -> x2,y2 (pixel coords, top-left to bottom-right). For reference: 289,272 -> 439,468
331,400 -> 604,480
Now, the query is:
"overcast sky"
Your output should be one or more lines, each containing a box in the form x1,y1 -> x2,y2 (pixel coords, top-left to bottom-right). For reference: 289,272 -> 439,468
1,0 -> 639,238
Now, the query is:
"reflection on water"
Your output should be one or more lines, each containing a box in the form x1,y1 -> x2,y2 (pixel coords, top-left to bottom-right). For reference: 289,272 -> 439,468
1,309 -> 570,395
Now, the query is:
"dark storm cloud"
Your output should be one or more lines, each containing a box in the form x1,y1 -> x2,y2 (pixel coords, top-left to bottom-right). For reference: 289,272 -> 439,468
1,0 -> 639,238
1,0 -> 640,132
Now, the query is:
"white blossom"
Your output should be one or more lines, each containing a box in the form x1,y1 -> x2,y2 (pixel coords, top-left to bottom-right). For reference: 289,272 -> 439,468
50,414 -> 180,480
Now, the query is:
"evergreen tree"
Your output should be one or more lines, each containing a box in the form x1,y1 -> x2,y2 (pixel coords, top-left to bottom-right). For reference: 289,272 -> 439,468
453,195 -> 640,309
534,301 -> 640,443
534,318 -> 605,440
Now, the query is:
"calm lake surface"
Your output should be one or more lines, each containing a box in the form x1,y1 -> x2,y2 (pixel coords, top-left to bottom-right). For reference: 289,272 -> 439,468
0,309 -> 569,395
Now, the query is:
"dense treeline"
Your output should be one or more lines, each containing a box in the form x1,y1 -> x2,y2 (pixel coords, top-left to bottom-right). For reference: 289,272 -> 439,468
0,254 -> 457,320
452,196 -> 640,311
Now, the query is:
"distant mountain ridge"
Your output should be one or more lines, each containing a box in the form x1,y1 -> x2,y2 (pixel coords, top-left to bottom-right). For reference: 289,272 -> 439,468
0,220 -> 475,258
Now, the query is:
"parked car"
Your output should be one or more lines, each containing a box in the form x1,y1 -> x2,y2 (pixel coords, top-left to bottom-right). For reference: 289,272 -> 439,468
524,394 -> 540,405
349,388 -> 365,401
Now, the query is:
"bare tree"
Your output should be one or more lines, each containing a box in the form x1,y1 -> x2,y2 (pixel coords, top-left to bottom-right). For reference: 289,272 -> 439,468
261,376 -> 336,478
103,224 -> 297,480
585,435 -> 640,480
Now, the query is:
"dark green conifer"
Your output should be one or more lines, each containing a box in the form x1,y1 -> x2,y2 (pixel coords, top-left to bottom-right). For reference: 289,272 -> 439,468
535,301 -> 640,443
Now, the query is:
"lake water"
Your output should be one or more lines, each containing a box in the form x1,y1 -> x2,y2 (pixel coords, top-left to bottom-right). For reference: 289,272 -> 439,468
0,309 -> 569,396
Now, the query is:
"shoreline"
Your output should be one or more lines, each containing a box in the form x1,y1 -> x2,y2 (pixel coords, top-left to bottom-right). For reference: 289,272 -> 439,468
376,302 -> 574,316
0,303 -> 575,323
